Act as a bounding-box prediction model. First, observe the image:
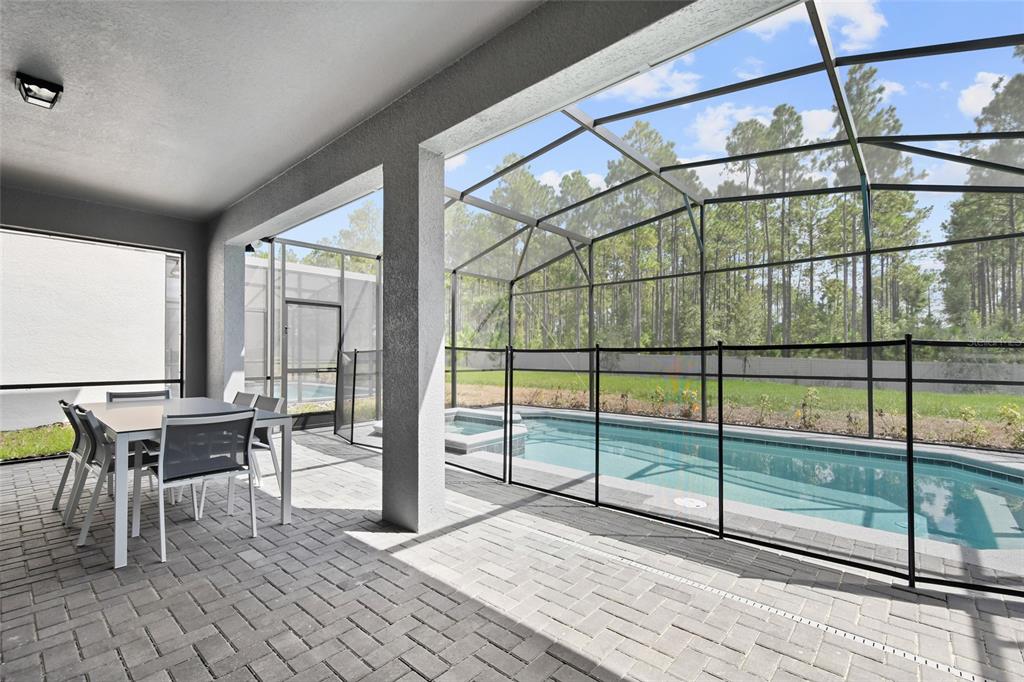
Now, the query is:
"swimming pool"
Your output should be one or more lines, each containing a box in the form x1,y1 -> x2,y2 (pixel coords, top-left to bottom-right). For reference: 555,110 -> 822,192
515,415 -> 1024,551
447,416 -> 501,436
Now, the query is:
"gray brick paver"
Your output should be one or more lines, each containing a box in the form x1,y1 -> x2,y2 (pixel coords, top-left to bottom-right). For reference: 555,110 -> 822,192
2,436 -> 1019,682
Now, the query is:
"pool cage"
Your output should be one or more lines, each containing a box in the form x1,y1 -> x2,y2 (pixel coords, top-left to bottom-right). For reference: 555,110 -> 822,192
244,235 -> 383,445
442,2 -> 1023,597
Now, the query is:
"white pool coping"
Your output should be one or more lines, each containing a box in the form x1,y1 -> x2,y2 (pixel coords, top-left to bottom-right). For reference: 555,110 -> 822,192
372,407 -> 525,454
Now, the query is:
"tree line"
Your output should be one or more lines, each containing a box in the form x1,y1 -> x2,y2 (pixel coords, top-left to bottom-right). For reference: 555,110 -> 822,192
444,59 -> 1022,350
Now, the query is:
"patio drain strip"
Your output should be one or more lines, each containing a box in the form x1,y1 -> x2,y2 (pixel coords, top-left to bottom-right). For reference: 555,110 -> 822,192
445,498 -> 992,682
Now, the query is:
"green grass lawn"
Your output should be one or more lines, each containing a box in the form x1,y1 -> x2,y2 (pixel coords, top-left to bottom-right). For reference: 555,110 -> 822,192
458,370 -> 1022,420
0,423 -> 73,461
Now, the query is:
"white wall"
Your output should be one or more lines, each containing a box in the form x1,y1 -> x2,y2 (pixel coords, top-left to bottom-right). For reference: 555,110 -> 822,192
0,231 -> 169,429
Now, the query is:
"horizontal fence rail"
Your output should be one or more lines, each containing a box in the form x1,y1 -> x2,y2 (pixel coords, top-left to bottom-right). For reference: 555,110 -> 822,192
1,378 -> 183,391
445,338 -> 1024,598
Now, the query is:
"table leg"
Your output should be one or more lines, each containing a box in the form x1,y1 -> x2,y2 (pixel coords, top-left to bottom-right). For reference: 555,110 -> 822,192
114,434 -> 129,568
281,421 -> 292,524
132,442 -> 143,538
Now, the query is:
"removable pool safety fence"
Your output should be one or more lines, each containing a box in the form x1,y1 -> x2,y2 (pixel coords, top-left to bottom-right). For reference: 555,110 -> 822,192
334,349 -> 383,450
438,336 -> 1024,599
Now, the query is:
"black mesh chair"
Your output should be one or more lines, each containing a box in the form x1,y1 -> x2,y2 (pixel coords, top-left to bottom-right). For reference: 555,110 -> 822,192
232,392 -> 258,408
253,395 -> 286,488
68,406 -> 158,546
106,389 -> 171,402
107,389 -> 167,499
52,400 -> 84,513
154,409 -> 257,562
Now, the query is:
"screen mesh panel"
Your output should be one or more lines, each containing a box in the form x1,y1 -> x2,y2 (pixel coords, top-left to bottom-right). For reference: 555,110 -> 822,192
510,350 -> 595,501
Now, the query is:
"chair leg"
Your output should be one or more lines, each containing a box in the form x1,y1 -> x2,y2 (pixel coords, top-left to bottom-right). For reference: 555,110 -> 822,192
250,454 -> 263,488
132,463 -> 144,538
52,456 -> 75,511
191,483 -> 199,520
227,477 -> 236,516
158,483 -> 166,562
107,472 -> 114,499
77,458 -> 111,546
248,470 -> 257,539
198,481 -> 208,519
267,437 -> 282,489
64,461 -> 89,527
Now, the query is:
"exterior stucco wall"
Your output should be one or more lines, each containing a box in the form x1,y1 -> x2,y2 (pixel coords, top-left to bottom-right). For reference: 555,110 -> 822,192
0,185 -> 209,399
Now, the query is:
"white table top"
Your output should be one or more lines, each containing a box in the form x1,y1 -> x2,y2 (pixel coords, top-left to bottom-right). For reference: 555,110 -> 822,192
79,397 -> 289,434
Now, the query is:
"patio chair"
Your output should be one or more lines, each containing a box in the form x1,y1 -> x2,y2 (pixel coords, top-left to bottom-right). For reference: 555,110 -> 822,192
69,406 -> 157,546
106,389 -> 171,402
52,400 -> 85,513
231,392 -> 262,483
253,395 -> 285,488
108,389 -> 167,477
153,409 -> 258,561
232,392 -> 258,408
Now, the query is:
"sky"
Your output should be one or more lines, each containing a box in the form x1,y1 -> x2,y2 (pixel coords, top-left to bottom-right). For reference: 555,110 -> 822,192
281,0 -> 1022,250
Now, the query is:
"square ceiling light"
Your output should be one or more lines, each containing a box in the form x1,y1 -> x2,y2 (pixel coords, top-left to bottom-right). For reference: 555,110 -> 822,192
16,72 -> 63,109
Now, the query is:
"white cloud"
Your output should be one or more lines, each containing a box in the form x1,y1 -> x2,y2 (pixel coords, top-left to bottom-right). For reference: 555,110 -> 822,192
690,103 -> 771,153
958,71 -> 1004,118
748,0 -> 886,51
538,170 -> 606,192
444,153 -> 467,171
676,156 -> 734,193
924,159 -> 969,186
820,0 -> 887,51
747,4 -> 806,40
879,79 -> 905,102
734,57 -> 765,81
595,59 -> 701,104
584,173 -> 608,191
679,52 -> 696,66
800,108 -> 835,141
537,170 -> 563,189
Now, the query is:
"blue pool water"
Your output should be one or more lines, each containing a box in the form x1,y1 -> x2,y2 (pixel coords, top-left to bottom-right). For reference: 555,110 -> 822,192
448,417 -> 500,436
518,416 -> 1024,550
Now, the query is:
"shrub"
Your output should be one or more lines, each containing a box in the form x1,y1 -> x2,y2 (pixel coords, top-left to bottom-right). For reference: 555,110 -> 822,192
997,403 -> 1024,450
952,406 -> 989,446
756,394 -> 771,425
680,387 -> 700,419
797,387 -> 821,430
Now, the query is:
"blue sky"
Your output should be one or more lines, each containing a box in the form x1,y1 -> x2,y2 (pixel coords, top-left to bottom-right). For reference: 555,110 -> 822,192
283,0 -> 1022,248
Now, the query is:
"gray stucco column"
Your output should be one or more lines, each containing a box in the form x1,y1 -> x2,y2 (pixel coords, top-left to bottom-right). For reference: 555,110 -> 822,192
381,145 -> 446,532
207,240 -> 247,401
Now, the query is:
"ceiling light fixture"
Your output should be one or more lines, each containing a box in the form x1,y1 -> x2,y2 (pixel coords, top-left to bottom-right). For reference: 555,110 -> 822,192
15,72 -> 63,109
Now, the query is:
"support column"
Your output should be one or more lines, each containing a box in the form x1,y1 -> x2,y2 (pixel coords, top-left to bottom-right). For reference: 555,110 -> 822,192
207,240 -> 246,401
381,146 -> 446,532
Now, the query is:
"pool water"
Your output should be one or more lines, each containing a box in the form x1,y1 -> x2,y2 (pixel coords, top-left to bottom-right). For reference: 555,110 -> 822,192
448,417 -> 501,436
518,416 -> 1024,551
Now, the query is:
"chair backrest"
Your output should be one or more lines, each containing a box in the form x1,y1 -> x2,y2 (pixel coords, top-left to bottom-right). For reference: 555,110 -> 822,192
253,395 -> 286,442
107,389 -> 171,403
233,392 -> 258,408
73,406 -> 108,467
58,399 -> 82,455
158,410 -> 256,483
255,395 -> 285,414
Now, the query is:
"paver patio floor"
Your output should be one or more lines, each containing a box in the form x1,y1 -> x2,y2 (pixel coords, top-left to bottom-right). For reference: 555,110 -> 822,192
2,428 -> 1022,681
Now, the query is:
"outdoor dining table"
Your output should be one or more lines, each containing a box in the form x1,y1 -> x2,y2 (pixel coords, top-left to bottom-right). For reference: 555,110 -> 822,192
79,397 -> 292,568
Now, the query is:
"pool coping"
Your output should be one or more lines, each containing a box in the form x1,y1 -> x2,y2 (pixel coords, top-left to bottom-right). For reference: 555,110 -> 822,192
372,408 -> 525,454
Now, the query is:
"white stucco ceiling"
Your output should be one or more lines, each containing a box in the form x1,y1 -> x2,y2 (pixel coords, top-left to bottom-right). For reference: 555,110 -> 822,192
0,0 -> 539,219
